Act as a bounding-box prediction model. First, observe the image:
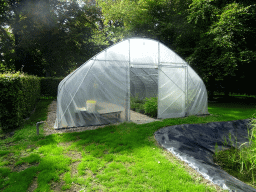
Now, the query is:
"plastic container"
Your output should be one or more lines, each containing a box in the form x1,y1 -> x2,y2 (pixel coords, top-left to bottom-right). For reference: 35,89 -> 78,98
86,100 -> 96,113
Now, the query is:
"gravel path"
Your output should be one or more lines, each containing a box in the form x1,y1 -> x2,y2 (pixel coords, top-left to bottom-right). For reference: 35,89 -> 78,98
43,100 -> 160,136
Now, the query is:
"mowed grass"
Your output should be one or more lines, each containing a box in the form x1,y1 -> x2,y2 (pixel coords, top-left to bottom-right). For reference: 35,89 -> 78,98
0,95 -> 255,191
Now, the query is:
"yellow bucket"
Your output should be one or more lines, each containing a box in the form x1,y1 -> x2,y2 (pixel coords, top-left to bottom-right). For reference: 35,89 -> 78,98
86,100 -> 96,112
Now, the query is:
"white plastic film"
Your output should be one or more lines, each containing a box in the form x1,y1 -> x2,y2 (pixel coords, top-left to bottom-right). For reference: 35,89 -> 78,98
160,43 -> 186,64
130,39 -> 158,65
158,66 -> 186,118
54,38 -> 209,129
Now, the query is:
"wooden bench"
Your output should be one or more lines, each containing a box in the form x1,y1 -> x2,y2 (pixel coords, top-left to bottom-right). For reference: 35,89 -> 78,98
76,101 -> 124,123
99,110 -> 122,119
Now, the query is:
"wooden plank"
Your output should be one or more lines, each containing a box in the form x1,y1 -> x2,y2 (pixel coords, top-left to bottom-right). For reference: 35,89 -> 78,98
76,101 -> 124,115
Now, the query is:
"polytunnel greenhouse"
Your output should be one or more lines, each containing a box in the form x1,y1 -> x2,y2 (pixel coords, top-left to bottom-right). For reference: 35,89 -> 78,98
54,38 -> 209,129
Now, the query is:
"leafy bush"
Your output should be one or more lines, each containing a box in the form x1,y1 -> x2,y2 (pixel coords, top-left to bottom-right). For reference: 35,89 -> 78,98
40,77 -> 64,97
143,97 -> 158,118
0,72 -> 40,131
130,96 -> 145,113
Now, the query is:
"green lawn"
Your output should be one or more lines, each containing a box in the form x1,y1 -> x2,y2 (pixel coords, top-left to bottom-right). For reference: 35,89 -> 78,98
0,95 -> 256,192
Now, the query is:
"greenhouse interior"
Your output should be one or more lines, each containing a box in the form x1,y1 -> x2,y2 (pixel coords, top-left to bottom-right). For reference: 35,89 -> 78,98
54,38 -> 209,129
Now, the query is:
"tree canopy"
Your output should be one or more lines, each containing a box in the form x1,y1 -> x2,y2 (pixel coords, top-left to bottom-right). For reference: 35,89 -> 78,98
0,0 -> 255,96
0,0 -> 107,76
187,0 -> 256,96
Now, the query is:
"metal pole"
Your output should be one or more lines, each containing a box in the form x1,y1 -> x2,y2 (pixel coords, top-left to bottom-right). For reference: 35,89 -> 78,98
36,121 -> 44,135
157,42 -> 160,118
185,66 -> 187,116
125,40 -> 131,121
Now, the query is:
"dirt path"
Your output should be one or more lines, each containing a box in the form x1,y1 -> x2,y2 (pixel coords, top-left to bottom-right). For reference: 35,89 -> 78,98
43,100 -> 160,136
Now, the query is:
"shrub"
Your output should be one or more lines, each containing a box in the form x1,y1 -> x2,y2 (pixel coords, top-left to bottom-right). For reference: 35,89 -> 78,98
40,77 -> 64,97
0,72 -> 40,131
130,96 -> 145,112
143,97 -> 158,118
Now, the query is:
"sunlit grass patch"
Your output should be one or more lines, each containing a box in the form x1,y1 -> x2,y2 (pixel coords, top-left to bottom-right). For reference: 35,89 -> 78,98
1,95 -> 256,191
15,153 -> 41,166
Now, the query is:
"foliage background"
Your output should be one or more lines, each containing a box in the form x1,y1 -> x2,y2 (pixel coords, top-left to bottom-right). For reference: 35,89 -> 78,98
0,0 -> 255,96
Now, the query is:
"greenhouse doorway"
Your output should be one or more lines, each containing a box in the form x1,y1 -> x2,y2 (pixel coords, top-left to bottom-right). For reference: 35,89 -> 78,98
129,65 -> 187,119
130,67 -> 158,118
158,65 -> 187,118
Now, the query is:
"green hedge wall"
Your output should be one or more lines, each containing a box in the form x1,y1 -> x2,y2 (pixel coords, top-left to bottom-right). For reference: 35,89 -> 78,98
0,72 -> 40,131
40,77 -> 64,97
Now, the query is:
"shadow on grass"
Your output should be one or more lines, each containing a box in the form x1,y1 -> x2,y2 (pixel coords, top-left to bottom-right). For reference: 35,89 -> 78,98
209,95 -> 256,106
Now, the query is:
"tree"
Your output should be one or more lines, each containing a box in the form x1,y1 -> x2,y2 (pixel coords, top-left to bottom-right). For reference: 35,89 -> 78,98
187,0 -> 256,97
0,0 -> 104,76
0,26 -> 16,73
97,0 -> 194,58
0,0 -> 15,73
2,0 -> 61,75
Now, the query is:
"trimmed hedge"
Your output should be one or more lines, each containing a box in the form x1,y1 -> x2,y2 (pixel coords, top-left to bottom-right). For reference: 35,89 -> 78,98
40,77 -> 64,97
0,72 -> 40,131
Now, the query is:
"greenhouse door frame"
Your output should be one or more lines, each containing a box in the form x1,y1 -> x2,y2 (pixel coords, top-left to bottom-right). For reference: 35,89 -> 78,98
158,64 -> 188,119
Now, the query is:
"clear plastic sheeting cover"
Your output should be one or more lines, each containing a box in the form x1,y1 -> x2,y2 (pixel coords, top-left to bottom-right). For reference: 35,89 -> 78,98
54,38 -> 209,129
154,119 -> 256,192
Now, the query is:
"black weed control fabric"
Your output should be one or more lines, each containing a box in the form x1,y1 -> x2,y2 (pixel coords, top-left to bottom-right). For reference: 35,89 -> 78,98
154,119 -> 256,192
